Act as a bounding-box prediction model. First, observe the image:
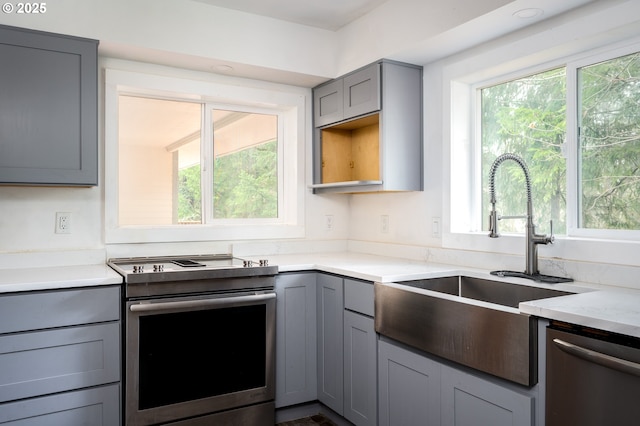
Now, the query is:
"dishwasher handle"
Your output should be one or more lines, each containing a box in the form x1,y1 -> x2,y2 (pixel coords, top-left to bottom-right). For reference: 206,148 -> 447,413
553,338 -> 640,377
130,292 -> 275,313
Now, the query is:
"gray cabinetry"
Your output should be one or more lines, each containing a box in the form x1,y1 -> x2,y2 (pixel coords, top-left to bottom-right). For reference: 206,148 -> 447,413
0,384 -> 120,425
275,273 -> 317,408
343,310 -> 376,426
311,60 -> 422,193
316,273 -> 344,414
378,338 -> 441,426
0,286 -> 121,425
0,24 -> 98,186
379,337 -> 535,426
441,366 -> 533,426
314,63 -> 380,128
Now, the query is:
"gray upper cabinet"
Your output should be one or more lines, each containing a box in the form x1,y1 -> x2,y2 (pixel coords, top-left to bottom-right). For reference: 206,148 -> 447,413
0,24 -> 98,186
314,64 -> 380,128
311,60 -> 422,193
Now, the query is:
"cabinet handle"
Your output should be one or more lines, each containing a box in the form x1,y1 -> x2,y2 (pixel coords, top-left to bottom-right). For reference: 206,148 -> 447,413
552,338 -> 640,377
130,293 -> 275,313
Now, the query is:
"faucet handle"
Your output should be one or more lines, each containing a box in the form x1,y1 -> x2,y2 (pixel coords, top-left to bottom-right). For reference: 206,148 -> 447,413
548,220 -> 555,244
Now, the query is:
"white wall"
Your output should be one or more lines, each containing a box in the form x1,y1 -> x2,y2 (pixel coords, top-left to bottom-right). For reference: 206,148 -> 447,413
348,0 -> 640,289
2,0 -> 640,288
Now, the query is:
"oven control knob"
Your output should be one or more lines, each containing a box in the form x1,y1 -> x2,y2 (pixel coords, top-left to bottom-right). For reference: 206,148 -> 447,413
259,259 -> 269,266
153,264 -> 164,272
133,265 -> 144,273
243,260 -> 254,267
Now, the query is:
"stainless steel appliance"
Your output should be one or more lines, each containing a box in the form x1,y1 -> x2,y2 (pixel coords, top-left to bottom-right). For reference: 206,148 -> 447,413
109,254 -> 278,426
546,321 -> 640,426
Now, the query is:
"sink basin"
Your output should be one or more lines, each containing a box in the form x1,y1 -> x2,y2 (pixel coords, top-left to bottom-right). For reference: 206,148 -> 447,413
374,275 -> 574,386
400,275 -> 572,308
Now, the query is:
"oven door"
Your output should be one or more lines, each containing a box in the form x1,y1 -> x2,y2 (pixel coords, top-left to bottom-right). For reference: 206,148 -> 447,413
126,290 -> 276,426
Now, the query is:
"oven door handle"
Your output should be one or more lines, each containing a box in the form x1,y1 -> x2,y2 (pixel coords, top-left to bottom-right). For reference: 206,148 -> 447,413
129,292 -> 276,313
552,338 -> 640,377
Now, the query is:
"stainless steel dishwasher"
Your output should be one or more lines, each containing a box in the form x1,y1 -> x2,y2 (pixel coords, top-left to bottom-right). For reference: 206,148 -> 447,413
546,321 -> 640,426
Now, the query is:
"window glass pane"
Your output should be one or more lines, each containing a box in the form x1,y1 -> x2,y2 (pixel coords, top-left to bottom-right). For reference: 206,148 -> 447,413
578,52 -> 640,230
212,110 -> 278,219
480,68 -> 566,234
118,95 -> 202,225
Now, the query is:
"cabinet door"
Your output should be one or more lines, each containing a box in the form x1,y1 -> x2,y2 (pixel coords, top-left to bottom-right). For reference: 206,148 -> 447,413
0,25 -> 98,185
441,365 -> 533,426
0,384 -> 120,425
344,310 -> 377,426
343,63 -> 380,121
316,274 -> 344,414
0,322 -> 120,403
378,339 -> 441,426
275,273 -> 317,408
314,79 -> 344,127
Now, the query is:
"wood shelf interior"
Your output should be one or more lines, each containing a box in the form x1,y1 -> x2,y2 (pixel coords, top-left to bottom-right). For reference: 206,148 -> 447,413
320,114 -> 380,184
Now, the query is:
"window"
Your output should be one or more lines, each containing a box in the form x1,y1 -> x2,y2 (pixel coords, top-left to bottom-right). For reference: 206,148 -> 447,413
578,51 -> 640,230
475,49 -> 640,239
105,68 -> 305,243
480,68 -> 566,234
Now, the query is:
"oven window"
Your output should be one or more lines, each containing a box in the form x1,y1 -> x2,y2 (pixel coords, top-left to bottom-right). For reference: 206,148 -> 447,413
138,304 -> 267,410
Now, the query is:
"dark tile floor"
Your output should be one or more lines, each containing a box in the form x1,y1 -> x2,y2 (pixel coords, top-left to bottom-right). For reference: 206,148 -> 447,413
276,413 -> 337,426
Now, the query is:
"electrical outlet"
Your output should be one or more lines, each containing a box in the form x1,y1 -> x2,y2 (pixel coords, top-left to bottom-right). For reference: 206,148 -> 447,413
55,212 -> 71,234
381,215 -> 389,233
432,217 -> 441,238
325,214 -> 334,231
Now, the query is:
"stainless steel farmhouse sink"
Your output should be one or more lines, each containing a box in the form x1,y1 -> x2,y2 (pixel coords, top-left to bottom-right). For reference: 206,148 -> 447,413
374,276 -> 573,386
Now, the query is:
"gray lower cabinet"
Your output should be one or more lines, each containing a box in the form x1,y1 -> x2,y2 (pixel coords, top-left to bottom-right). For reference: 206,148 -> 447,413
275,273 -> 377,426
0,24 -> 98,186
0,384 -> 120,425
378,338 -> 441,426
441,367 -> 533,426
316,273 -> 344,414
379,337 -> 534,426
0,286 -> 121,425
343,310 -> 377,426
275,273 -> 318,408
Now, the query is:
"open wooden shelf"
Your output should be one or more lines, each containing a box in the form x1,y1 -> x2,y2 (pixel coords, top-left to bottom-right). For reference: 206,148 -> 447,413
320,114 -> 380,184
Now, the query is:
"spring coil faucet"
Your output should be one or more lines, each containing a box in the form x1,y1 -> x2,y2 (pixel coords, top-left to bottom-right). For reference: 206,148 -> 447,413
488,153 -> 553,276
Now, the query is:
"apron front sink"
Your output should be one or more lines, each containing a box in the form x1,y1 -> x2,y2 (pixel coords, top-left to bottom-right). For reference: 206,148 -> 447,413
374,276 -> 574,386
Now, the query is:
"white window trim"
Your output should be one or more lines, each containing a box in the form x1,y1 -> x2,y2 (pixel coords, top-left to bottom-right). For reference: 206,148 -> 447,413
443,35 -> 640,268
104,68 -> 306,244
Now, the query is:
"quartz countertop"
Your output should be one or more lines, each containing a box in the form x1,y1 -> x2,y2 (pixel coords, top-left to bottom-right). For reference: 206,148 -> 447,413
2,251 -> 640,339
519,290 -> 640,338
0,264 -> 123,293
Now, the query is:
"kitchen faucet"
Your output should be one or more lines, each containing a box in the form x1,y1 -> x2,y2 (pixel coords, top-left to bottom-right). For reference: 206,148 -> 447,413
488,153 -> 554,276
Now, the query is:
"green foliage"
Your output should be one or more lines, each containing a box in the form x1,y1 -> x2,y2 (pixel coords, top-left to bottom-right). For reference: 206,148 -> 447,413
213,140 -> 278,219
178,165 -> 202,224
579,52 -> 640,229
482,52 -> 640,233
481,67 -> 567,234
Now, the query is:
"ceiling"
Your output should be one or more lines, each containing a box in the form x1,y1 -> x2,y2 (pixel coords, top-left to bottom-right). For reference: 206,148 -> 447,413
190,0 -> 389,31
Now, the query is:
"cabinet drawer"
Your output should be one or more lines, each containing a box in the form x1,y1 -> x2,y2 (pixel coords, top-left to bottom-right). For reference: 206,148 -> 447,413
0,286 -> 120,334
344,279 -> 374,317
0,322 -> 120,402
0,383 -> 120,425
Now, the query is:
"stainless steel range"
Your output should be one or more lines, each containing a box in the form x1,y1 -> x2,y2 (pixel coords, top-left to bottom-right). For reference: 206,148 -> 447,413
108,254 -> 278,426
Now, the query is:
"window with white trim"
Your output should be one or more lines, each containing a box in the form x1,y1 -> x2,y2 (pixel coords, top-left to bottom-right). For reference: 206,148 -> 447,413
105,69 -> 305,243
468,47 -> 640,240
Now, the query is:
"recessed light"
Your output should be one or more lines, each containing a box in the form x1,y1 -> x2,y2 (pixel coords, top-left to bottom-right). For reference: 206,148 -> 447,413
513,8 -> 544,19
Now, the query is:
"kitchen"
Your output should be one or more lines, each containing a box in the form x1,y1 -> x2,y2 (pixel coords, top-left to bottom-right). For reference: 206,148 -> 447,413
1,0 -> 640,425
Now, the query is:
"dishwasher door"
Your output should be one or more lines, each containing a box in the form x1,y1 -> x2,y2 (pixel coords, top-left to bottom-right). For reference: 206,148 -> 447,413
546,324 -> 640,426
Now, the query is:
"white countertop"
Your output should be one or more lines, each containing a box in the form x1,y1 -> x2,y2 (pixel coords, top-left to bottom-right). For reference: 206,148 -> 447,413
0,264 -> 123,293
519,290 -> 640,338
2,251 -> 640,339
